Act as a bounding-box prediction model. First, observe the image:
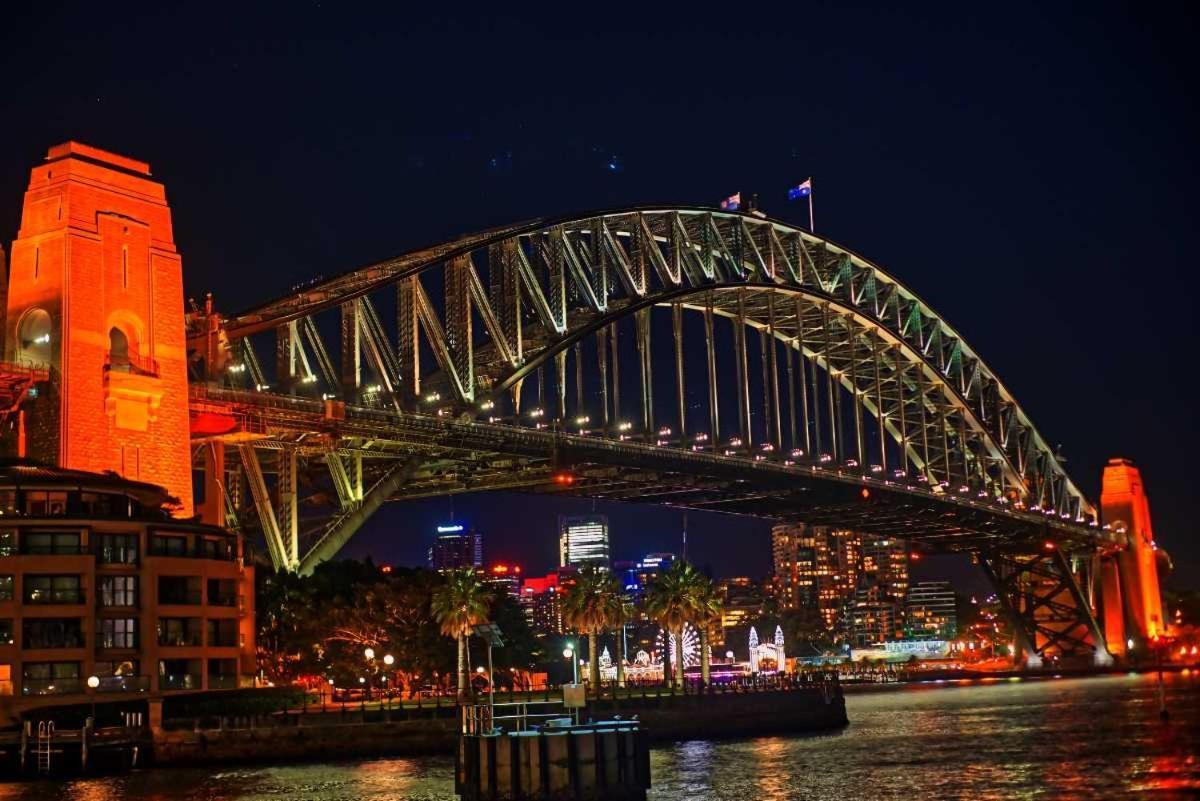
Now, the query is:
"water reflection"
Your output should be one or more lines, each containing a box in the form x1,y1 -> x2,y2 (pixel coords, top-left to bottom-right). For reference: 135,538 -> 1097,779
1,674 -> 1195,801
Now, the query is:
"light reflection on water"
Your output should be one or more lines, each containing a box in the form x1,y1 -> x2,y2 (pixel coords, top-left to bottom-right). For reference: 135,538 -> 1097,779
1,673 -> 1196,801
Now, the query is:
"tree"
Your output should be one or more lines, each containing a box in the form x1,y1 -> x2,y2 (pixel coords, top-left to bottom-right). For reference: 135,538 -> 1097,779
692,576 -> 723,686
605,593 -> 633,688
562,566 -> 622,692
431,569 -> 493,699
644,561 -> 705,687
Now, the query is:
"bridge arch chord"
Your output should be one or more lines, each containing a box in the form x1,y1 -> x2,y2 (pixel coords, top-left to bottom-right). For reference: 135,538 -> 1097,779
204,208 -> 1092,522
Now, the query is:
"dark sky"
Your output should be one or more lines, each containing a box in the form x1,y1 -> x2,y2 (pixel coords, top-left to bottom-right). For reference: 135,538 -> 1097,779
1,3 -> 1196,589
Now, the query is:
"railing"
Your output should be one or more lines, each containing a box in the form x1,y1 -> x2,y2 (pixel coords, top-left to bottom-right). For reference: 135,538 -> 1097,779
160,673 -> 203,691
462,698 -> 575,735
207,675 -> 238,690
21,677 -> 83,696
149,540 -> 238,561
158,631 -> 203,647
24,590 -> 85,604
104,353 -> 159,377
209,593 -> 239,607
22,634 -> 84,649
96,675 -> 151,693
20,544 -> 85,555
208,633 -> 240,648
158,589 -> 203,605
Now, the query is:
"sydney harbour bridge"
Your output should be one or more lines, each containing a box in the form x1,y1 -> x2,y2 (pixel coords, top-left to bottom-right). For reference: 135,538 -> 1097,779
0,144 -> 1165,670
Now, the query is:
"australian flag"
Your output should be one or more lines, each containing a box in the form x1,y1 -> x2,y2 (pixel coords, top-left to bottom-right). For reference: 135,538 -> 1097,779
720,192 -> 741,211
788,178 -> 812,200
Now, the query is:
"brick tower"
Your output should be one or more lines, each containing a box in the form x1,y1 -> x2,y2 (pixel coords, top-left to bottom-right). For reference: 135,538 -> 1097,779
1101,458 -> 1164,642
3,142 -> 193,515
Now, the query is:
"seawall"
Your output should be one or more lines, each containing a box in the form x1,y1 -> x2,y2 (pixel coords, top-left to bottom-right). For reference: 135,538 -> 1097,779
147,688 -> 846,768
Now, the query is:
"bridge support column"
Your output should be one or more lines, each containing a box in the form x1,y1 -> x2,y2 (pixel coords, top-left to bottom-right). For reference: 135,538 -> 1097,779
1100,555 -> 1126,657
1101,458 -> 1165,645
980,548 -> 1111,667
198,442 -> 226,527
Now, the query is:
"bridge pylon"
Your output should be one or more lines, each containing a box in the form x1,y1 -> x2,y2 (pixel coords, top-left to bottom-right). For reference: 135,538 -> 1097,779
1099,458 -> 1166,654
2,143 -> 193,515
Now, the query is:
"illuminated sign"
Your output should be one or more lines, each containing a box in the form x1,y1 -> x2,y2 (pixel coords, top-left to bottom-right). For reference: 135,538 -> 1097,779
437,524 -> 465,533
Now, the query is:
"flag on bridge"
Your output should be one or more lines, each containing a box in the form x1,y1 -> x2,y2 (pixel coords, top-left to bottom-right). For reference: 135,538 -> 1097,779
788,177 -> 815,231
787,178 -> 812,200
719,192 -> 741,211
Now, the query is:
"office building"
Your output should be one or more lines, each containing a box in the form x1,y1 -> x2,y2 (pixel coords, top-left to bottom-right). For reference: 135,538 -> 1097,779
427,523 -> 483,571
558,515 -> 610,569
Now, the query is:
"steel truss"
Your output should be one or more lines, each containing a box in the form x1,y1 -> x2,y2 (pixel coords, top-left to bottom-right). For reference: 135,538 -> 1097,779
979,548 -> 1112,664
186,207 -> 1110,601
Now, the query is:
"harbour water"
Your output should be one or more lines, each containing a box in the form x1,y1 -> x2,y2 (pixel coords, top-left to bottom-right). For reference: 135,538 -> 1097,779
2,672 -> 1197,800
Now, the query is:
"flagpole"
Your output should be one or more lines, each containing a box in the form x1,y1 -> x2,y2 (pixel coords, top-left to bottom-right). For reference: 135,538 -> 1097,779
808,178 -> 815,232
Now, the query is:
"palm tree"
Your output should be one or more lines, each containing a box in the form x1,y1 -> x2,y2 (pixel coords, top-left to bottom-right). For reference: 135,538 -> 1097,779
692,577 -> 723,687
562,566 -> 621,692
431,569 -> 493,700
644,561 -> 705,688
604,593 -> 633,689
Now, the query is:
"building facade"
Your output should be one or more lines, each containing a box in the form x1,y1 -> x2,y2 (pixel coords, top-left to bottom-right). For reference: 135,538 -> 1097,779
905,580 -> 958,641
427,524 -> 483,571
558,515 -> 610,569
0,464 -> 255,724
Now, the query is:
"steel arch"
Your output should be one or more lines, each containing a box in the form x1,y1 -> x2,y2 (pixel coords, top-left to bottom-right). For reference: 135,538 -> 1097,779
211,207 -> 1092,520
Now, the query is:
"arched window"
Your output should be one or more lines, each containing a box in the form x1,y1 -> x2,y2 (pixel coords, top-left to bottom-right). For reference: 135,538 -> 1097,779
17,308 -> 52,366
109,326 -> 131,371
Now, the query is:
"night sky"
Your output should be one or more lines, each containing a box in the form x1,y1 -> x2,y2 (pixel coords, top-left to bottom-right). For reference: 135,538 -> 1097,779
1,4 -> 1196,589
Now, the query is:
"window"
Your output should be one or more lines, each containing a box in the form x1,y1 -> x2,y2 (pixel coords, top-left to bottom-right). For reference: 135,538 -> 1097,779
158,576 -> 201,605
207,658 -> 239,689
0,491 -> 16,517
99,618 -> 138,649
99,575 -> 137,607
93,659 -> 138,677
207,618 -> 239,648
207,579 -> 238,606
0,664 -> 11,696
0,576 -> 12,601
199,537 -> 236,561
23,491 -> 68,517
22,661 -> 81,696
81,492 -> 121,518
150,534 -> 188,558
22,530 -> 82,555
22,618 -> 83,649
23,575 -> 83,604
157,618 -> 202,647
96,533 -> 139,565
0,529 -> 15,556
0,619 -> 12,646
159,658 -> 201,690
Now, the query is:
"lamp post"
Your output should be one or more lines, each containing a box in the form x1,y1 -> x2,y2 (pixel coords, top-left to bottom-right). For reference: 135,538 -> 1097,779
86,675 -> 100,723
563,645 -> 579,685
364,647 -> 376,701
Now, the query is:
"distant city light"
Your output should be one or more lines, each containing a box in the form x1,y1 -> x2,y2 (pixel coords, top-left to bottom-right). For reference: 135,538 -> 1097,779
437,524 -> 465,533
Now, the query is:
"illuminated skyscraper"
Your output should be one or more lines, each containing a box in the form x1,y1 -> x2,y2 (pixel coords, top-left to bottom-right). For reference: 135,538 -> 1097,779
427,523 -> 483,571
558,514 -> 610,568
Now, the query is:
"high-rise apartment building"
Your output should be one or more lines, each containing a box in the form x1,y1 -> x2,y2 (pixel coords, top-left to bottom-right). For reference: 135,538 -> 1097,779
772,524 -> 862,632
905,580 -> 958,641
558,515 -> 610,569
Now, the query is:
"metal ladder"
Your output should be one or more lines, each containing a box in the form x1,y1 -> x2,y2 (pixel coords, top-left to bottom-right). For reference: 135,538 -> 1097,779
35,721 -> 55,775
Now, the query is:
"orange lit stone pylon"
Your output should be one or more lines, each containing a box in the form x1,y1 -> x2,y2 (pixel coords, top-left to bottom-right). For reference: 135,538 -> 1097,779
1099,458 -> 1165,653
3,142 -> 193,516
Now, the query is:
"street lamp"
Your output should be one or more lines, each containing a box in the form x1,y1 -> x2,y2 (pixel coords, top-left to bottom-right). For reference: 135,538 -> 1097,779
383,654 -> 395,666
86,675 -> 100,723
563,646 -> 579,684
364,647 -> 375,661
